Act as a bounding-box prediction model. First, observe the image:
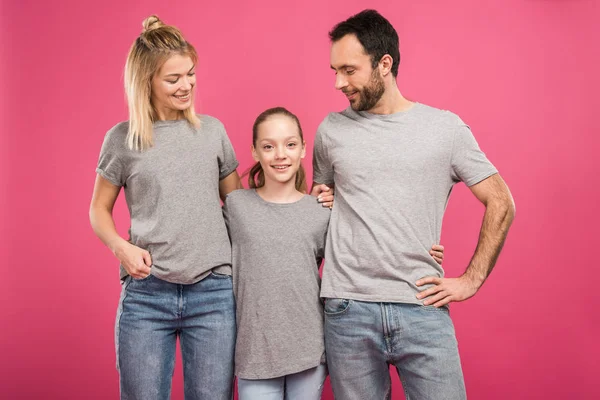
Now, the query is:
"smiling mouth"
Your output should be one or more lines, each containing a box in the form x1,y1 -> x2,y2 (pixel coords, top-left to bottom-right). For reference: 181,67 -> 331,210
344,91 -> 358,100
272,165 -> 291,171
174,93 -> 190,101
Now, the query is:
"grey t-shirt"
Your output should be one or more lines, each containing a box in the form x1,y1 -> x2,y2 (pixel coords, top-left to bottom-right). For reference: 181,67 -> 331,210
223,189 -> 330,379
96,116 -> 238,284
313,103 -> 498,304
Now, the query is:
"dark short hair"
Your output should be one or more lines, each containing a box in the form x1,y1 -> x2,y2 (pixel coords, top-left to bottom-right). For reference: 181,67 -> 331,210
329,9 -> 400,77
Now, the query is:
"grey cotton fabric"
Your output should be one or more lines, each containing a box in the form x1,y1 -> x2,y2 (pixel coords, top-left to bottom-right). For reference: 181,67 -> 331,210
223,189 -> 331,379
96,116 -> 238,284
313,103 -> 498,304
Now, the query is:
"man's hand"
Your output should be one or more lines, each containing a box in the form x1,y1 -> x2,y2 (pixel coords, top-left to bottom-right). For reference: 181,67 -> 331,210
415,275 -> 480,307
311,184 -> 334,209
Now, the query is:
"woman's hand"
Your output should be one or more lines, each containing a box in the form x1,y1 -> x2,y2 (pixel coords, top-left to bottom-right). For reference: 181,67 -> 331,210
114,240 -> 152,279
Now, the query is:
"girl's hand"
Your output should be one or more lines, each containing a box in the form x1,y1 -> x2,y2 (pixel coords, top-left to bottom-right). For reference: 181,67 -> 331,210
430,244 -> 444,265
312,184 -> 335,209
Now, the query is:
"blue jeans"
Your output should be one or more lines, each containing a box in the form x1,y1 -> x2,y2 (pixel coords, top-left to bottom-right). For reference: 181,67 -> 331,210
237,364 -> 328,400
115,272 -> 236,400
324,299 -> 466,400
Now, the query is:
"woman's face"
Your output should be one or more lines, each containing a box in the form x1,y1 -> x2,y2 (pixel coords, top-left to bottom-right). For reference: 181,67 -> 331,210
151,54 -> 196,120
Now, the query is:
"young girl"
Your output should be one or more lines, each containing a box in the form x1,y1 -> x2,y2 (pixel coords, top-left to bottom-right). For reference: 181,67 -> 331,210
224,107 -> 445,399
89,16 -> 241,400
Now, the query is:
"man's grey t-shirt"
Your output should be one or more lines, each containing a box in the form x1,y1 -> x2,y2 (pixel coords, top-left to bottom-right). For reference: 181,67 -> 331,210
223,189 -> 330,379
96,116 -> 238,284
313,103 -> 497,304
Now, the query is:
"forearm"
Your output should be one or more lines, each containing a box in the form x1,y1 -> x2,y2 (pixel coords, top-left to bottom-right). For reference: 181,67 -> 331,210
89,206 -> 129,254
462,198 -> 515,288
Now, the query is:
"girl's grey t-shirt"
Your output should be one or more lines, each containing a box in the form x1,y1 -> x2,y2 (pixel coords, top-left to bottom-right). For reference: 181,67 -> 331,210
223,189 -> 331,379
96,116 -> 238,284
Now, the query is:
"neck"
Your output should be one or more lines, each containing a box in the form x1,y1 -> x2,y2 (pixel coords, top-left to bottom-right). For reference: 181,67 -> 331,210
368,83 -> 414,115
256,179 -> 303,204
155,108 -> 184,121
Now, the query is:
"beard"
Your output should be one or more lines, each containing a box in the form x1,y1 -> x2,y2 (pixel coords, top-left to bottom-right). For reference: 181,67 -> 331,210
350,69 -> 385,111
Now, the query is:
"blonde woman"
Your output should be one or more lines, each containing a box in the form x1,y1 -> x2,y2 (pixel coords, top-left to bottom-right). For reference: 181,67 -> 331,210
89,16 -> 241,399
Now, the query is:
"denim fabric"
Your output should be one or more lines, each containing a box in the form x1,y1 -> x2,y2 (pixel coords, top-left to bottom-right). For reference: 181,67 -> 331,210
237,364 -> 328,400
324,299 -> 466,400
115,272 -> 236,400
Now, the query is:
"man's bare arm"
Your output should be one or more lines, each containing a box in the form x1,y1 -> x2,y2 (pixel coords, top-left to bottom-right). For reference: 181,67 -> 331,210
416,173 -> 515,307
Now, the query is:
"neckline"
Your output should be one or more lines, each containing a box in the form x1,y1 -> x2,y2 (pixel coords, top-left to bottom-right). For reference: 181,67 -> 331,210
252,188 -> 308,206
354,102 -> 420,120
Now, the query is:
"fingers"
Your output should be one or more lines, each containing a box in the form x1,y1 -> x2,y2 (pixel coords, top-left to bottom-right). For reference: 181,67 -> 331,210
125,250 -> 152,279
431,296 -> 453,308
415,284 -> 442,300
131,263 -> 151,279
422,291 -> 450,306
431,244 -> 444,252
429,250 -> 444,265
415,276 -> 441,287
142,250 -> 152,267
311,184 -> 330,197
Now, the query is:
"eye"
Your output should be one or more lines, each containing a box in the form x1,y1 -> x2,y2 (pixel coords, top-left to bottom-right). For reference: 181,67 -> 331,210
287,142 -> 297,148
166,79 -> 178,84
188,72 -> 195,77
346,69 -> 355,75
263,144 -> 273,150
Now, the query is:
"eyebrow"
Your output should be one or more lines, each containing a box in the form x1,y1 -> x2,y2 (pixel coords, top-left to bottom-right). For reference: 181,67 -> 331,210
330,64 -> 356,71
164,65 -> 196,78
259,135 -> 301,142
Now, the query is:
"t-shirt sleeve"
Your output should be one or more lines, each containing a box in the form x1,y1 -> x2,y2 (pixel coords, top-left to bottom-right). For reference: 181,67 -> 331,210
450,124 -> 498,187
312,125 -> 334,185
217,124 -> 239,180
96,129 -> 125,187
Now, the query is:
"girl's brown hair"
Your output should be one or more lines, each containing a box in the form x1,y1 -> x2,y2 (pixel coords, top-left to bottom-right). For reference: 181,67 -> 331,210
247,107 -> 307,193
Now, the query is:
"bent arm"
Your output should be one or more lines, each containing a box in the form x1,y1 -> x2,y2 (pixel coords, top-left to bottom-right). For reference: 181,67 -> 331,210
462,173 -> 515,289
219,170 -> 243,202
89,174 -> 129,253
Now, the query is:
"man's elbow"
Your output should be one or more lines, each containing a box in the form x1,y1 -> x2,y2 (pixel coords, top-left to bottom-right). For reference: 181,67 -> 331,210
495,194 -> 516,226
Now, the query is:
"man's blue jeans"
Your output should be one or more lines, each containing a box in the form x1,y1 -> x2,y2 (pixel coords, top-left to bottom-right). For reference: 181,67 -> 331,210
324,299 -> 466,400
115,272 -> 236,400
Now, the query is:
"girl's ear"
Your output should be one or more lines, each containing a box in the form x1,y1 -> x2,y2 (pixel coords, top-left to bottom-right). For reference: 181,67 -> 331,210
252,145 -> 259,161
301,140 -> 306,159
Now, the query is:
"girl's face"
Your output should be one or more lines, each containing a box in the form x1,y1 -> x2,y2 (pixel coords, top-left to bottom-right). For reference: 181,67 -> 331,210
252,115 -> 306,188
151,54 -> 196,120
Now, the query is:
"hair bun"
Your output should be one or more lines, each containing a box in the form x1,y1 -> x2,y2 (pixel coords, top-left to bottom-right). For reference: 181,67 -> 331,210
142,15 -> 164,33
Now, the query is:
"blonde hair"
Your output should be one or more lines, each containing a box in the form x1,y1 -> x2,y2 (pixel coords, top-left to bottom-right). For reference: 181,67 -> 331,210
124,15 -> 200,151
246,107 -> 308,193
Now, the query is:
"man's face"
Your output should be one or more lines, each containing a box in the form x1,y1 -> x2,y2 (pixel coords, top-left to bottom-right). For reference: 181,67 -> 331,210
330,34 -> 385,112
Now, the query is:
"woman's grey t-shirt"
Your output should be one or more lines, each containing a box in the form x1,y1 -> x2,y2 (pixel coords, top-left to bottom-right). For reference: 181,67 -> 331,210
223,189 -> 331,379
96,116 -> 238,284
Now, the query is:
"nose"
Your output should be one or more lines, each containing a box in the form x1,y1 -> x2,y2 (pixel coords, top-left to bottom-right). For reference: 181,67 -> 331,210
275,145 -> 286,159
181,76 -> 192,91
334,73 -> 347,91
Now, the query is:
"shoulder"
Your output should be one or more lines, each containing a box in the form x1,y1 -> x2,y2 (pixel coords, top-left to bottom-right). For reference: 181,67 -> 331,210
224,189 -> 254,208
101,121 -> 129,149
301,196 -> 332,220
317,107 -> 362,132
197,114 -> 226,133
412,103 -> 467,129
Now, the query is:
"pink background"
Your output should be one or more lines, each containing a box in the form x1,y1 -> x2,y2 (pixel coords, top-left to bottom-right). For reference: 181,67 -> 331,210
2,0 -> 599,399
